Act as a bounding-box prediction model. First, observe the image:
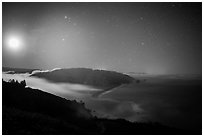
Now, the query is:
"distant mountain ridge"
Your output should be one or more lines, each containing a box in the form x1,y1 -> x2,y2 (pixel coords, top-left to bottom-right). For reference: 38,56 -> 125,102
30,68 -> 135,90
2,67 -> 40,74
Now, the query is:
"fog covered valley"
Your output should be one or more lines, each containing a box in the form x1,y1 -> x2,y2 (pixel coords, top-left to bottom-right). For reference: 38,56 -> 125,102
2,68 -> 201,133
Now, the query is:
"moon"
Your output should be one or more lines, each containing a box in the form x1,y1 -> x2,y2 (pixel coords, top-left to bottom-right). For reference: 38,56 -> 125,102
7,36 -> 23,52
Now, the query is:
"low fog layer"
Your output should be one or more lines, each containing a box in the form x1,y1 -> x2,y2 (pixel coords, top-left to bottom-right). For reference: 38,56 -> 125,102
2,72 -> 201,130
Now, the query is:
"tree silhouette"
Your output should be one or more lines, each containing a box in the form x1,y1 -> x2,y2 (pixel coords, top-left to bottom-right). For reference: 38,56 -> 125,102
20,80 -> 26,87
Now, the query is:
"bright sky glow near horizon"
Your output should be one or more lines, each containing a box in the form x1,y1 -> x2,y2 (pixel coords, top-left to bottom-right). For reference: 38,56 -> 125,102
2,2 -> 202,74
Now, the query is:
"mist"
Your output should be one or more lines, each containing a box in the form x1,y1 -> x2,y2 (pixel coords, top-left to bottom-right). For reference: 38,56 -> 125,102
2,72 -> 201,131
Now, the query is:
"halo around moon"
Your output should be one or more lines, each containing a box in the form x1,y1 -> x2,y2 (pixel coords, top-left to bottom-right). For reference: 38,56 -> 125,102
8,37 -> 21,50
5,34 -> 24,53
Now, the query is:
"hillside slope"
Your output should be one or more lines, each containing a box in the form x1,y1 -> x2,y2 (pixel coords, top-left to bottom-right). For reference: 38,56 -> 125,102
31,68 -> 135,90
3,80 -> 197,135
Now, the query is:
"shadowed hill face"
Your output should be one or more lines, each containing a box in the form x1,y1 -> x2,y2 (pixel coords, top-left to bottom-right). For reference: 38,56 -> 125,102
3,80 -> 196,135
3,67 -> 40,74
2,80 -> 93,120
31,68 -> 135,90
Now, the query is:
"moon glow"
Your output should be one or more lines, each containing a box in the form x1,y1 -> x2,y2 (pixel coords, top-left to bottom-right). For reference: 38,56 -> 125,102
6,36 -> 23,52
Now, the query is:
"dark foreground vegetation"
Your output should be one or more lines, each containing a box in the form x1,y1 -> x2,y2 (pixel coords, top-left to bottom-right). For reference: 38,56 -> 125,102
2,80 -> 200,135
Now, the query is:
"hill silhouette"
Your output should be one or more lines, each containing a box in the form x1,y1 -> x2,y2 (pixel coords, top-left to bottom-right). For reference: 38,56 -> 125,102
3,79 -> 198,135
31,68 -> 135,90
3,67 -> 39,74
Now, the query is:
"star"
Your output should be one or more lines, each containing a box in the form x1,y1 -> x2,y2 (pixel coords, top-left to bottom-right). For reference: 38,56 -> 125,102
73,23 -> 77,26
62,38 -> 65,41
64,16 -> 71,23
141,42 -> 145,45
171,4 -> 176,7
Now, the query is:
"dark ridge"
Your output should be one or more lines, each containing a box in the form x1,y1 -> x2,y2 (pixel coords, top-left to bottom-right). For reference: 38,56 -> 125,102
31,68 -> 135,90
3,79 -> 200,135
3,79 -> 92,120
2,67 -> 40,74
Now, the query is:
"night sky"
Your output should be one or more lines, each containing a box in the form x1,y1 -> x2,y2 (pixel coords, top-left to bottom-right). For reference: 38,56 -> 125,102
2,2 -> 202,74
